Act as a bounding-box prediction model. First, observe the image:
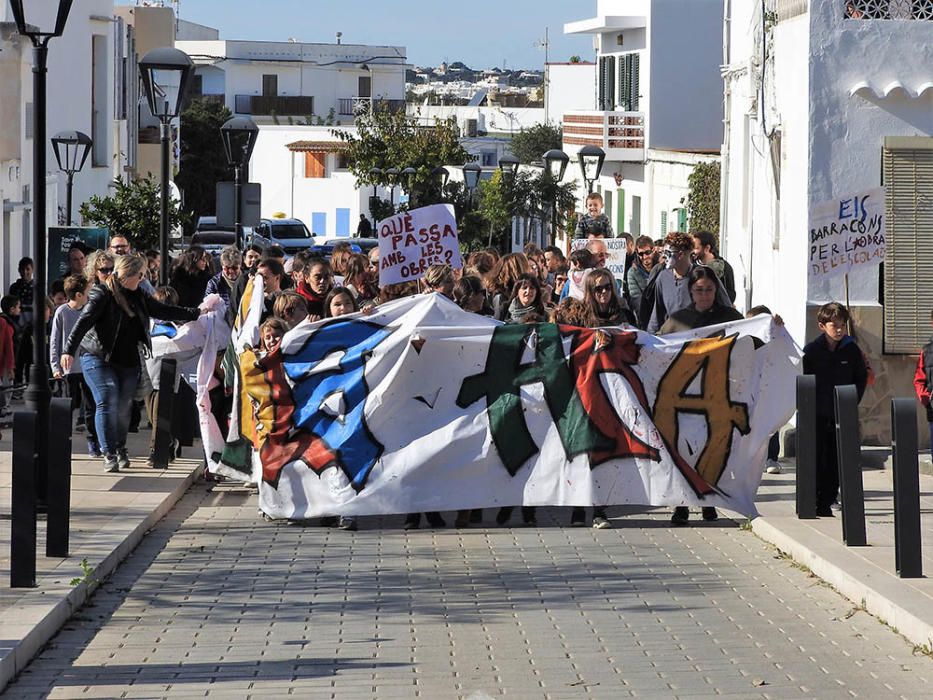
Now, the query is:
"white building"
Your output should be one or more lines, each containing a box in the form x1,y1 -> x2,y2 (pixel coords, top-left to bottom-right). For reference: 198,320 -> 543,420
561,0 -> 724,241
175,36 -> 408,125
248,125 -> 380,238
720,0 -> 933,442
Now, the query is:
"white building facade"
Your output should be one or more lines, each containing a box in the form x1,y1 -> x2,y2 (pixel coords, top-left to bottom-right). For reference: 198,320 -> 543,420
720,0 -> 933,442
175,37 -> 407,126
562,0 -> 724,242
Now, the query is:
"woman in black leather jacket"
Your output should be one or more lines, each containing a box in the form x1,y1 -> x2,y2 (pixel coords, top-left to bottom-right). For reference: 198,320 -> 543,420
61,254 -> 202,472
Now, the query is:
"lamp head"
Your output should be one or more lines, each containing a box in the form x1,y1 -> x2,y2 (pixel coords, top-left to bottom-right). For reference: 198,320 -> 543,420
139,47 -> 195,120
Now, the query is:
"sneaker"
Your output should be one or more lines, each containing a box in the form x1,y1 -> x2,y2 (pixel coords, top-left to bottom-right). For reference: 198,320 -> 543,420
570,508 -> 586,527
765,459 -> 782,474
592,516 -> 612,529
816,505 -> 834,517
103,454 -> 119,473
831,500 -> 842,512
87,439 -> 102,458
671,507 -> 690,526
701,507 -> 719,522
454,510 -> 471,528
495,507 -> 513,526
117,449 -> 131,470
320,516 -> 338,527
338,516 -> 358,531
403,514 -> 420,530
74,422 -> 86,434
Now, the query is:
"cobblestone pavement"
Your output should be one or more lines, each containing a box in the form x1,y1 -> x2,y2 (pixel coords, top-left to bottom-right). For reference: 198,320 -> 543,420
4,483 -> 932,699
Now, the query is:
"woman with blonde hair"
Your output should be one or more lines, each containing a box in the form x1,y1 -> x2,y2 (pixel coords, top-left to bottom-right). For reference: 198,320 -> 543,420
85,250 -> 116,286
61,254 -> 202,473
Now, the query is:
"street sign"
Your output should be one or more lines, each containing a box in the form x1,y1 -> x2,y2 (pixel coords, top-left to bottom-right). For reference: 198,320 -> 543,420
216,182 -> 261,228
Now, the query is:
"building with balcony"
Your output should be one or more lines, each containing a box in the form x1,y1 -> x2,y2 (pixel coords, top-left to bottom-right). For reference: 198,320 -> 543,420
720,0 -> 933,444
561,0 -> 724,240
175,34 -> 408,125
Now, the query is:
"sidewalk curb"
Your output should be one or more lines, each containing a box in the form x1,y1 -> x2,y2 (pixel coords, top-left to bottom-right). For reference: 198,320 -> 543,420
0,464 -> 201,694
751,515 -> 933,651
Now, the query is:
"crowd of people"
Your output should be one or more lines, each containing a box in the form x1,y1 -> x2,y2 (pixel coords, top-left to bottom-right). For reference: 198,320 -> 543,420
2,202 -> 874,530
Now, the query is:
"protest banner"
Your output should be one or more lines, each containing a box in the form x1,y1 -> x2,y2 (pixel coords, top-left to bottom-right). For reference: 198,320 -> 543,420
195,294 -> 799,519
808,187 -> 886,280
570,237 -> 628,280
376,204 -> 462,285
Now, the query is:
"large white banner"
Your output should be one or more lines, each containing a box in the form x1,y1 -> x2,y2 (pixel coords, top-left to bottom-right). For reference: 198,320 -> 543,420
570,237 -> 628,281
376,204 -> 463,285
808,186 -> 886,280
223,295 -> 799,520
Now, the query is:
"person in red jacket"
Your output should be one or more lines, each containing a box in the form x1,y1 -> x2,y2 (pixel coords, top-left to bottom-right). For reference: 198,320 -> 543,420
0,295 -> 20,417
912,309 -> 933,459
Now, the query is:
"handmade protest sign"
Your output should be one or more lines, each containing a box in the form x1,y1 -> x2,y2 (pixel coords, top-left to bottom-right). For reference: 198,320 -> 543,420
201,295 -> 799,519
570,237 -> 628,280
808,187 -> 886,280
376,203 -> 463,285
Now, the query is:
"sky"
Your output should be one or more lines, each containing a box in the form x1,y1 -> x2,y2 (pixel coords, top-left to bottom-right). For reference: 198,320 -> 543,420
155,0 -> 595,69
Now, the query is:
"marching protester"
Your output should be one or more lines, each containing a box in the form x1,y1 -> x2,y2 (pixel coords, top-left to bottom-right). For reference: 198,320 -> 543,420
423,263 -> 455,299
658,266 -> 743,526
913,308 -> 933,460
61,255 -> 203,473
802,302 -> 868,517
583,268 -> 636,327
506,273 -> 546,324
256,258 -> 287,321
626,235 -> 656,318
747,305 -> 785,474
296,258 -> 334,319
486,252 -> 530,321
204,246 -> 242,308
86,250 -> 116,286
272,291 -> 310,329
692,231 -> 736,303
170,245 -> 214,307
343,253 -> 379,307
575,192 -> 613,238
0,296 -> 19,414
50,274 -> 99,456
558,249 -> 596,301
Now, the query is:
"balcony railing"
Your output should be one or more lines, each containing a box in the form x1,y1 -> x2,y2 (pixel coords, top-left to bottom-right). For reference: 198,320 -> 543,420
844,0 -> 933,20
235,94 -> 314,116
338,97 -> 407,116
562,111 -> 645,162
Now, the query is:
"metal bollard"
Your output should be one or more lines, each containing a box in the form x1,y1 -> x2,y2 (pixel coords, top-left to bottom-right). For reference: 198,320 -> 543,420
46,397 -> 73,558
891,398 -> 922,578
835,385 -> 866,546
795,375 -> 817,519
152,358 -> 177,468
11,410 -> 38,587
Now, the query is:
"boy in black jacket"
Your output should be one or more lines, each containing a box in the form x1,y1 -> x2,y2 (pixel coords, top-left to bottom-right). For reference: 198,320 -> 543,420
802,302 -> 868,516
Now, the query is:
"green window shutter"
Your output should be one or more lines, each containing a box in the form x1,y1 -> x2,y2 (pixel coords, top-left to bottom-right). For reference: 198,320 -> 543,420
631,54 -> 640,111
617,188 -> 625,233
660,211 -> 668,235
677,208 -> 687,232
604,189 -> 613,225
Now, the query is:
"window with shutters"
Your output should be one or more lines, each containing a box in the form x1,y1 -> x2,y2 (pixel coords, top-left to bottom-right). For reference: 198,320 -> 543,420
660,210 -> 668,235
304,152 -> 326,178
617,53 -> 640,112
882,137 -> 933,354
598,56 -> 616,111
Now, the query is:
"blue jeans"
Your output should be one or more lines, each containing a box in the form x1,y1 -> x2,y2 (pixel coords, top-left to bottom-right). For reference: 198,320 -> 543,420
82,354 -> 140,456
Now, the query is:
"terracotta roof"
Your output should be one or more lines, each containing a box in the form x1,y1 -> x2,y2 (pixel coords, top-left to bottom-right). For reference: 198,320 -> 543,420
286,140 -> 349,153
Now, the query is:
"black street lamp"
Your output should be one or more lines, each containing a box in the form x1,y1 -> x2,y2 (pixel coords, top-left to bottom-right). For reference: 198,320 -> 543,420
368,166 -> 383,229
51,130 -> 92,226
138,46 -> 194,284
498,154 -> 519,180
400,166 -> 417,207
9,1 -> 75,505
577,145 -> 606,194
462,162 -> 481,197
385,167 -> 399,210
542,149 -> 569,245
220,116 -> 259,250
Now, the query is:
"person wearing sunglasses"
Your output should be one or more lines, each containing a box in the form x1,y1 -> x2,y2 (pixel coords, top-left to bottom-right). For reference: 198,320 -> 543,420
61,255 -> 202,474
626,235 -> 657,317
644,232 -> 731,334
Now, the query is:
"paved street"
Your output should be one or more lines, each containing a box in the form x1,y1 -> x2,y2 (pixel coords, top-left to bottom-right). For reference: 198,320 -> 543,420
3,482 -> 932,699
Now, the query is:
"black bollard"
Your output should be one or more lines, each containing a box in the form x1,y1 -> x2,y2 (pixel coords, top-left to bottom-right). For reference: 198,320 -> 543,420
152,358 -> 177,468
891,398 -> 922,578
795,374 -> 817,519
835,385 -> 866,546
11,410 -> 38,587
46,397 -> 73,558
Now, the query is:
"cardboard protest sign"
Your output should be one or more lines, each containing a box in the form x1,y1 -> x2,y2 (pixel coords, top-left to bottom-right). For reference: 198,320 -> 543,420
376,204 -> 463,285
808,187 -> 886,280
186,295 -> 799,519
570,237 -> 629,280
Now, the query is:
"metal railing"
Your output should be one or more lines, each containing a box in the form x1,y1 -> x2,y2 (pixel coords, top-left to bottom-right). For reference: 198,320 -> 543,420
845,0 -> 933,20
338,97 -> 407,116
235,94 -> 314,116
562,110 -> 645,159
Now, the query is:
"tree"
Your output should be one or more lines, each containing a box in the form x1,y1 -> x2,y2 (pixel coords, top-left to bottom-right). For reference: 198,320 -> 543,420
334,106 -> 471,206
509,122 -> 563,164
475,170 -> 513,249
79,176 -> 185,251
686,161 -> 721,234
175,98 -> 233,234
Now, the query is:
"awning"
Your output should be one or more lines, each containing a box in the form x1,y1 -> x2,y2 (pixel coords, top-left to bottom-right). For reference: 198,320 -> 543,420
286,140 -> 349,153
